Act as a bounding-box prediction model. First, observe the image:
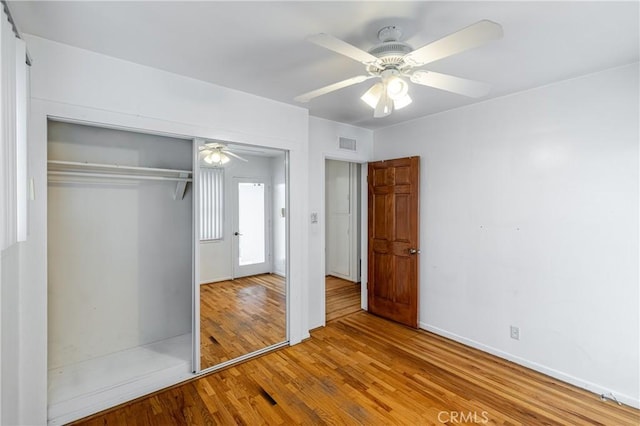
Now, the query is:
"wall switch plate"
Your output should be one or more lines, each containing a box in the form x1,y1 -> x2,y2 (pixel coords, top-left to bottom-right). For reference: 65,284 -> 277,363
310,212 -> 318,223
510,326 -> 520,340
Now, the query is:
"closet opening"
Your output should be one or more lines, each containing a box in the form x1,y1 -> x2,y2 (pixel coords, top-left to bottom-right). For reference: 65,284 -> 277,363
46,120 -> 194,423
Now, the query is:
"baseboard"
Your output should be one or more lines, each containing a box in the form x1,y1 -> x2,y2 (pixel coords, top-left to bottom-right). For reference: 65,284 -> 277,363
419,322 -> 640,409
272,271 -> 286,278
200,276 -> 232,285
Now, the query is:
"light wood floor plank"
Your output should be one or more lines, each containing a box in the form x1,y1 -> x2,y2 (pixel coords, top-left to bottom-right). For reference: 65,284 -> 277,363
200,274 -> 286,369
73,311 -> 639,425
325,275 -> 361,322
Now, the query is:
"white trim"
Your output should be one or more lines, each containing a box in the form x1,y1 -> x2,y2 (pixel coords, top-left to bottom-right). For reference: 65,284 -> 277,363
192,138 -> 201,374
15,38 -> 27,242
199,276 -> 233,285
420,322 -> 640,409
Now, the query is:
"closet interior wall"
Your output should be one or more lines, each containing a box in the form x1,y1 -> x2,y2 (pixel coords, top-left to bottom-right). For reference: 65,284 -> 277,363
47,121 -> 193,416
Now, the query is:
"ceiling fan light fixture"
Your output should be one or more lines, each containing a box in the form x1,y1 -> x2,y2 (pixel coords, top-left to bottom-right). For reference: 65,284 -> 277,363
386,76 -> 409,100
374,91 -> 394,118
204,149 -> 230,166
393,93 -> 412,110
360,82 -> 383,109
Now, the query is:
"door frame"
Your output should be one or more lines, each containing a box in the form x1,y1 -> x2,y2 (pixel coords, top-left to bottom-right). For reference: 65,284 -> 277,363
320,155 -> 369,326
231,176 -> 272,279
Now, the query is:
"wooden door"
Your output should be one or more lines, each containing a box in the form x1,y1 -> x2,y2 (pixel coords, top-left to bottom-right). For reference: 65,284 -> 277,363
368,157 -> 420,328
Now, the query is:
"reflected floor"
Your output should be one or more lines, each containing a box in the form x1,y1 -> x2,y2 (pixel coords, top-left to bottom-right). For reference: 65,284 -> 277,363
200,274 -> 286,369
326,275 -> 361,322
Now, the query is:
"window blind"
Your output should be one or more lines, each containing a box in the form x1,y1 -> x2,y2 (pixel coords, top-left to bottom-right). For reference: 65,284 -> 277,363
199,167 -> 224,241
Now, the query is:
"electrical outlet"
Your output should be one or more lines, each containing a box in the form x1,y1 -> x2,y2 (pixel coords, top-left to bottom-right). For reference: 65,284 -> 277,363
510,326 -> 520,340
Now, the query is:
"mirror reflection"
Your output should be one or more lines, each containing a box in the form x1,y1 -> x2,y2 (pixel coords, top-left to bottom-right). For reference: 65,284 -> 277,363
198,141 -> 287,370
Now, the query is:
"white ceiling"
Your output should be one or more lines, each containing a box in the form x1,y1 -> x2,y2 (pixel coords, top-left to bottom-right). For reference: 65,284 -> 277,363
9,1 -> 639,130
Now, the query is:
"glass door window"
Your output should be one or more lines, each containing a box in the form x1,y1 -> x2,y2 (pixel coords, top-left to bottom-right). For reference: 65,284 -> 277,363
238,182 -> 266,266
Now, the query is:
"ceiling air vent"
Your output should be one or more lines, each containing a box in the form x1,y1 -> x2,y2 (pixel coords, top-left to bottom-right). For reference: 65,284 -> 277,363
339,137 -> 357,151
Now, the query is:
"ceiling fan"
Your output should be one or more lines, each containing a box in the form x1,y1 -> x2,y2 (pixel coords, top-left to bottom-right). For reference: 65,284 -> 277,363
199,142 -> 248,166
295,20 -> 503,118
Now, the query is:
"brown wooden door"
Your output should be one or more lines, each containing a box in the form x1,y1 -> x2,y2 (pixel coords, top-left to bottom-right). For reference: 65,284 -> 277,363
367,157 -> 420,328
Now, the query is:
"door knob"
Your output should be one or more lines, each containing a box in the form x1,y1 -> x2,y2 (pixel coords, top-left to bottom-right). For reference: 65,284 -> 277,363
234,232 -> 242,236
409,248 -> 420,254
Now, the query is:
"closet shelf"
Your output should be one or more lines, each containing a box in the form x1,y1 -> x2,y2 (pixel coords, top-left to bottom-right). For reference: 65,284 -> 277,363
47,160 -> 193,200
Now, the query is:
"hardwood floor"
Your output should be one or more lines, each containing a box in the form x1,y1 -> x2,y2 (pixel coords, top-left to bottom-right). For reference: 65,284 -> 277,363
74,311 -> 639,425
325,275 -> 361,322
200,274 -> 286,369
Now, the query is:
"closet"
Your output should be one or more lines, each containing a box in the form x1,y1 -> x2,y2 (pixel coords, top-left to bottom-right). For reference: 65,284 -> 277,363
47,121 -> 194,423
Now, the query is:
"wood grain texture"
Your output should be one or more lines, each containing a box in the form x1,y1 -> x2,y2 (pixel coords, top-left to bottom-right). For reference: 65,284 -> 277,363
325,275 -> 361,322
74,311 -> 639,425
368,157 -> 420,328
200,274 -> 286,369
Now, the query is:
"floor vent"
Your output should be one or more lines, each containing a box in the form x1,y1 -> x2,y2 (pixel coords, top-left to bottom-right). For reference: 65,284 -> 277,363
339,137 -> 357,151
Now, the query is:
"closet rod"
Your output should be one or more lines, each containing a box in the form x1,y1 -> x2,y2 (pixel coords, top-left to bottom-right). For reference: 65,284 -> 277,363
48,171 -> 192,182
47,160 -> 192,175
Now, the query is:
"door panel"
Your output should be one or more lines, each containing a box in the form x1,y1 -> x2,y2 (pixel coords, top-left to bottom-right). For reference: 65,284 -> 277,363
368,157 -> 419,328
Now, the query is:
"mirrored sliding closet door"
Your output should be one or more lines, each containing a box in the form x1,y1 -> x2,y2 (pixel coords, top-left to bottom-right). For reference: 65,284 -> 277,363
196,140 -> 288,371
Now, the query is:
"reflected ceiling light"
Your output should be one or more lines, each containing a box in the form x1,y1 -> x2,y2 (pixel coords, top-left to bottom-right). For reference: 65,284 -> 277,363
204,149 -> 230,166
199,142 -> 248,166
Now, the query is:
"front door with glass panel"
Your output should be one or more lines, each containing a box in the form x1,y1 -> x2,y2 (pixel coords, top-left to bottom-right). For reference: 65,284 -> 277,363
233,178 -> 271,278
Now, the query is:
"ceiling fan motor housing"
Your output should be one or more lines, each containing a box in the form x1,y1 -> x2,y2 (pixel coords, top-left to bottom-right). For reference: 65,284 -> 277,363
367,26 -> 413,75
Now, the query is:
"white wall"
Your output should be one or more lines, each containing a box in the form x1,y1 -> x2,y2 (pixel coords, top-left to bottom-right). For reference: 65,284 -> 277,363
308,117 -> 373,329
199,154 -> 275,283
373,63 -> 640,407
0,244 -> 20,426
47,121 -> 192,368
17,34 -> 309,425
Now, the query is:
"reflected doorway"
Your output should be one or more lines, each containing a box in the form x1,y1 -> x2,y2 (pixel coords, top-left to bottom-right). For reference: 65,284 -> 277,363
233,178 -> 270,278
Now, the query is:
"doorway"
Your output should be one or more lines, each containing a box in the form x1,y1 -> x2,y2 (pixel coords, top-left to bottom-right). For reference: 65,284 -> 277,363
325,159 -> 362,321
233,178 -> 271,278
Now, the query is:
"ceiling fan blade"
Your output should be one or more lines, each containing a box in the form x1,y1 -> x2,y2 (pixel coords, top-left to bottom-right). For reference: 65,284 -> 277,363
200,142 -> 224,150
410,70 -> 491,98
222,150 -> 249,162
404,20 -> 503,67
295,75 -> 372,103
308,33 -> 380,66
